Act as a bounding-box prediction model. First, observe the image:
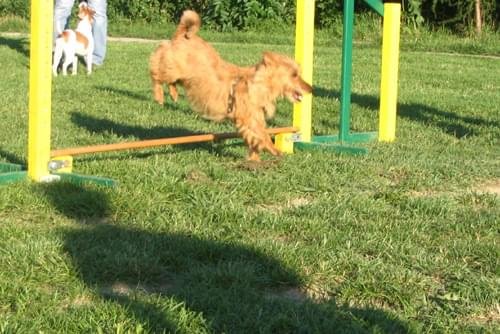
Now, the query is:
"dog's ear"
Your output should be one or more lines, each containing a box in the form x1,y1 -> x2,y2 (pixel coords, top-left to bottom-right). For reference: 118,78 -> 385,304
262,52 -> 276,66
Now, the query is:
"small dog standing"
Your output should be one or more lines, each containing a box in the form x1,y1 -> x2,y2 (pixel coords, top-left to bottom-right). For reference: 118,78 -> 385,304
52,2 -> 95,76
149,10 -> 312,161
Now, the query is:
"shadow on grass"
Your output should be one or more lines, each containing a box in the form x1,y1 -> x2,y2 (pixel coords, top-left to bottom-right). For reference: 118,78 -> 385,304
61,222 -> 412,333
71,111 -> 206,140
38,182 -> 111,222
39,182 -> 411,332
0,149 -> 25,166
0,36 -> 30,59
93,85 -> 193,115
314,87 -> 499,138
93,85 -> 151,102
69,112 -> 242,159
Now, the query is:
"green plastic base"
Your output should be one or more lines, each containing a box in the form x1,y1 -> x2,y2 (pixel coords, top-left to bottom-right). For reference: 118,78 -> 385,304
53,173 -> 116,187
0,162 -> 24,173
295,132 -> 377,155
0,162 -> 115,187
0,171 -> 28,184
0,163 -> 26,184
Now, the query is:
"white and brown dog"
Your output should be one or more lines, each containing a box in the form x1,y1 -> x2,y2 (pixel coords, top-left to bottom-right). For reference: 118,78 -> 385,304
52,2 -> 95,76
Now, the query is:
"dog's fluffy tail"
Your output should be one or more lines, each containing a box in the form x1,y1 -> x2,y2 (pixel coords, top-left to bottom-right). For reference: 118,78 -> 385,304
174,10 -> 201,39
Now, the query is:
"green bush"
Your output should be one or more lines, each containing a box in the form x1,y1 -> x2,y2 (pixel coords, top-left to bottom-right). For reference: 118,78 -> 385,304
0,0 -> 29,17
203,0 -> 294,31
0,0 -> 497,32
107,0 -> 296,30
421,0 -> 498,31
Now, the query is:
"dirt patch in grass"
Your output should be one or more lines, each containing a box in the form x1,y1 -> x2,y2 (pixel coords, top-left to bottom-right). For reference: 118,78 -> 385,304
463,304 -> 500,326
474,179 -> 500,196
185,169 -> 211,184
266,284 -> 331,304
409,190 -> 446,198
265,287 -> 308,303
71,295 -> 94,307
255,196 -> 313,214
99,281 -> 174,297
59,294 -> 94,312
410,179 -> 500,198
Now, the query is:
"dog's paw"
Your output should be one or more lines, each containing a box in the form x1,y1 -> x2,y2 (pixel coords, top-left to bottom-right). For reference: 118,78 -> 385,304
247,151 -> 261,162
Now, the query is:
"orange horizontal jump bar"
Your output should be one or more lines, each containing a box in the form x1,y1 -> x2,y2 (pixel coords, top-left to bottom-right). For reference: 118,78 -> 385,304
50,126 -> 298,157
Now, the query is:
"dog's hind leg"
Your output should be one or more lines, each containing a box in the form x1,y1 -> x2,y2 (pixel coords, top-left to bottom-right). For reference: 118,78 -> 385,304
62,53 -> 74,76
86,51 -> 93,75
168,83 -> 178,102
72,56 -> 77,75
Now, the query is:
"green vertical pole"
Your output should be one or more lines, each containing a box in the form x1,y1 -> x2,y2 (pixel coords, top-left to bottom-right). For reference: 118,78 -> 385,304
339,0 -> 355,142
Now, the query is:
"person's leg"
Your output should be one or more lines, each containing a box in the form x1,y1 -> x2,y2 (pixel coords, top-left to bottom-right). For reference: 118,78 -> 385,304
88,0 -> 107,65
53,0 -> 75,43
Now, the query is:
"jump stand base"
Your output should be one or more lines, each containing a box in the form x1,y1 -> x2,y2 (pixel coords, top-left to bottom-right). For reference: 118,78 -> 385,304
0,163 -> 26,184
52,172 -> 116,187
0,162 -> 115,187
295,131 -> 377,155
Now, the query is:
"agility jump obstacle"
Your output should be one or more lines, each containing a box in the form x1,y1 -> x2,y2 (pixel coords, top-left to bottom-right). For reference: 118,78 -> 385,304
50,127 -> 298,158
275,0 -> 401,154
0,0 -> 401,185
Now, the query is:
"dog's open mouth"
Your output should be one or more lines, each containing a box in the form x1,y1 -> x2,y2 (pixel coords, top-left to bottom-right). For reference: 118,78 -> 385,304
292,91 -> 303,102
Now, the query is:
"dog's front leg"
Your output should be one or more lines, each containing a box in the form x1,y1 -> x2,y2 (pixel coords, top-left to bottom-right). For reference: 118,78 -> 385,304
72,56 -> 78,75
263,135 -> 282,157
247,149 -> 261,162
235,114 -> 281,161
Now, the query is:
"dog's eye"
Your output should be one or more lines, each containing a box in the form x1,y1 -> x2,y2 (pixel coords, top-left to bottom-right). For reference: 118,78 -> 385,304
292,71 -> 298,78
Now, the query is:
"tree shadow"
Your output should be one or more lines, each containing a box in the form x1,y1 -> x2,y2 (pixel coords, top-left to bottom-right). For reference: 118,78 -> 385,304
61,221 -> 412,333
0,36 -> 30,59
314,87 -> 499,138
69,112 -> 241,159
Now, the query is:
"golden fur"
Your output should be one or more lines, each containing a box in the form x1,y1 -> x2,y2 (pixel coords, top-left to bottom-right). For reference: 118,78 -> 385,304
149,10 -> 312,161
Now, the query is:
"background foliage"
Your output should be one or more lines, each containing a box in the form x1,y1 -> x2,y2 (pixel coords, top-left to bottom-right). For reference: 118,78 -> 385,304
0,0 -> 498,31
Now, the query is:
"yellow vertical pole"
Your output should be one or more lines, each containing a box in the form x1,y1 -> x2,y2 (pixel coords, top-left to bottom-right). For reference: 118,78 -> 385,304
28,0 -> 54,181
378,1 -> 401,142
275,0 -> 315,154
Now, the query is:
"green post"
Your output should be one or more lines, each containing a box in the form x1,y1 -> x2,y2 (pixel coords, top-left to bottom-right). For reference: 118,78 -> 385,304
363,0 -> 384,16
339,0 -> 355,142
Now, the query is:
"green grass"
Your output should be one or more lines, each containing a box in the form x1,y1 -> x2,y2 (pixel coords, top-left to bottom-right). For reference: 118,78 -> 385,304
1,20 -> 499,333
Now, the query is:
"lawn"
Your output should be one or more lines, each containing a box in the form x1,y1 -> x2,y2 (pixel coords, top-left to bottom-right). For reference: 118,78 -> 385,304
0,22 -> 499,333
